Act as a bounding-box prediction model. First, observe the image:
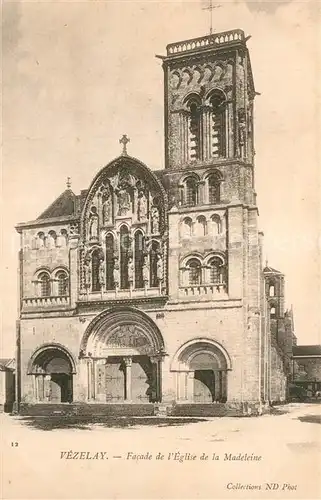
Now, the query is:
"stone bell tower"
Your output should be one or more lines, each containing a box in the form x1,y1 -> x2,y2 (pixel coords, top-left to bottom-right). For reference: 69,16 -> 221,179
160,29 -> 256,174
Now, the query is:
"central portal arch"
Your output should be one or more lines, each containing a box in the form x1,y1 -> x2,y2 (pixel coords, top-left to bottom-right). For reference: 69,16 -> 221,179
80,307 -> 165,403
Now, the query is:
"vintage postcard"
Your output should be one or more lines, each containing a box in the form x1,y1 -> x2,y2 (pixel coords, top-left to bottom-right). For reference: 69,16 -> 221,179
1,0 -> 320,499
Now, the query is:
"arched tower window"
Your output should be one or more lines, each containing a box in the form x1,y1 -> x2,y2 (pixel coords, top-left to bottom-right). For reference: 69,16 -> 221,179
120,225 -> 130,289
91,249 -> 101,292
270,302 -> 277,318
209,257 -> 225,285
134,230 -> 145,289
211,214 -> 222,235
186,258 -> 202,286
186,98 -> 201,161
181,217 -> 193,238
208,172 -> 221,204
195,216 -> 207,236
185,177 -> 198,207
210,91 -> 226,158
47,230 -> 57,249
150,241 -> 160,288
56,271 -> 68,296
36,232 -> 45,249
269,284 -> 275,297
106,234 -> 115,290
39,272 -> 51,297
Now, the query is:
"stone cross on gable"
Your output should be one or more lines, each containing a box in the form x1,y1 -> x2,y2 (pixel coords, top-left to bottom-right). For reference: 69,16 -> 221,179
66,177 -> 71,189
119,134 -> 130,155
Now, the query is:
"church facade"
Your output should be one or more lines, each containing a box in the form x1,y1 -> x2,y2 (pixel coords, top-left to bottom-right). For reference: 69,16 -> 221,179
15,29 -> 294,416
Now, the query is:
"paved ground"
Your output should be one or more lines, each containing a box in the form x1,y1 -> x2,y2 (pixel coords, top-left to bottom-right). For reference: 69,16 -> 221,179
1,403 -> 321,499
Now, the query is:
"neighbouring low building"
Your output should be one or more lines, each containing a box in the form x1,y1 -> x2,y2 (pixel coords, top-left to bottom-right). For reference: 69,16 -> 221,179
292,345 -> 321,397
0,358 -> 15,412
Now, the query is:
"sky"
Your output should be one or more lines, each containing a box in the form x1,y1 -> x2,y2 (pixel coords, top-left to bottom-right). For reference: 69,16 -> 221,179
1,0 -> 321,356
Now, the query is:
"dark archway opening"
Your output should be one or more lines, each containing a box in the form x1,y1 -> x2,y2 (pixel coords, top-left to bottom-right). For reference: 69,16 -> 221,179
30,348 -> 74,403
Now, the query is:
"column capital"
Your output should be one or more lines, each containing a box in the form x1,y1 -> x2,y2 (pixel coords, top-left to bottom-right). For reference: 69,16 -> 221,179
123,356 -> 132,367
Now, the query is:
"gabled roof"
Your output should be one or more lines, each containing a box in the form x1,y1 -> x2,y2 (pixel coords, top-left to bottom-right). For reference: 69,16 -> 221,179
263,265 -> 283,275
0,358 -> 15,371
293,345 -> 321,357
37,189 -> 77,220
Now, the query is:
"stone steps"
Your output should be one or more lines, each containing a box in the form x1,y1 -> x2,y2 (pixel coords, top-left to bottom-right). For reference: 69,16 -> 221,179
171,403 -> 236,417
18,403 -> 155,417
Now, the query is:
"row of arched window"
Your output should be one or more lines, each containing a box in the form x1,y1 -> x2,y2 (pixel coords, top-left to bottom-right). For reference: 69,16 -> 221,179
180,171 -> 222,207
181,214 -> 224,238
181,255 -> 226,287
33,230 -> 68,250
186,90 -> 227,161
89,227 -> 162,292
34,269 -> 69,297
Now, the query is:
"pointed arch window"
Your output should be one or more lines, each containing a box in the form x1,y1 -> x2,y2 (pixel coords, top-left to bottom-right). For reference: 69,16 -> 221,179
210,91 -> 226,158
106,234 -> 115,290
208,172 -> 221,204
91,249 -> 101,292
56,271 -> 68,296
39,272 -> 51,297
134,230 -> 145,289
209,257 -> 225,285
186,97 -> 201,161
120,225 -> 130,289
186,258 -> 202,286
150,241 -> 160,288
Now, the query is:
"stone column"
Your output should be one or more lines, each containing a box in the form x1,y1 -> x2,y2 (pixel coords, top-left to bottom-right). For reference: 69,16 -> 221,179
33,375 -> 39,402
69,232 -> 80,308
221,370 -> 228,402
150,355 -> 163,402
87,359 -> 94,401
202,106 -> 211,160
217,371 -> 223,402
187,371 -> 194,402
124,357 -> 132,402
44,375 -> 51,402
179,111 -> 189,163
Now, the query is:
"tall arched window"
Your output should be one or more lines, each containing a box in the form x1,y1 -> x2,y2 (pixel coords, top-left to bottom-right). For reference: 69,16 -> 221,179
57,271 -> 68,296
208,172 -> 221,204
120,225 -> 130,289
195,216 -> 207,237
210,91 -> 226,158
39,272 -> 51,297
211,215 -> 222,235
187,98 -> 201,161
186,258 -> 202,286
181,217 -> 193,238
37,232 -> 45,249
47,230 -> 57,249
91,249 -> 101,292
150,241 -> 160,288
185,177 -> 198,206
209,257 -> 225,285
134,230 -> 145,288
269,284 -> 275,297
106,234 -> 115,290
